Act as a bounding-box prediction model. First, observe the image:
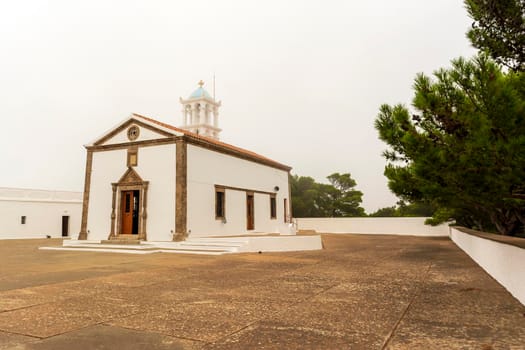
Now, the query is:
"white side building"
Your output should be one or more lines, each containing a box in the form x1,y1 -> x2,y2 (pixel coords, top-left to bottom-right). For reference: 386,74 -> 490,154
0,187 -> 82,239
79,82 -> 293,242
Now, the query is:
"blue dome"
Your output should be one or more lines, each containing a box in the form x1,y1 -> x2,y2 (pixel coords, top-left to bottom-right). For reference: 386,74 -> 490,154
189,86 -> 212,99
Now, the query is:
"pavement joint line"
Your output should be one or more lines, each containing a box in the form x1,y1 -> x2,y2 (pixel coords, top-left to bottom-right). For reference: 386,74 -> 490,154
0,243 -> 464,346
1,236 -> 524,347
380,263 -> 434,350
204,248 -> 407,345
206,278 -> 344,347
0,300 -> 55,315
0,327 -> 43,340
205,322 -> 259,347
30,320 -> 115,341
0,302 -> 149,341
105,322 -> 211,344
0,248 -> 401,344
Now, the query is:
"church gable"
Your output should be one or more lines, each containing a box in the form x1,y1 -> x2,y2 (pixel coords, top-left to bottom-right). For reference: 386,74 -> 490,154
90,116 -> 180,147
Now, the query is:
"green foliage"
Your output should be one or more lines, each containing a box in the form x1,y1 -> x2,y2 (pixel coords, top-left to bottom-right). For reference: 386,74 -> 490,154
369,206 -> 398,217
369,201 -> 435,217
397,200 -> 435,217
375,55 -> 525,235
290,175 -> 319,217
465,0 -> 525,71
291,173 -> 365,217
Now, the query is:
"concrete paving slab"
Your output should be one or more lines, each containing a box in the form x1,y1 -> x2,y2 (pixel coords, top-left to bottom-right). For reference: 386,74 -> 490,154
0,296 -> 142,338
204,321 -> 384,350
109,299 -> 282,342
16,324 -> 201,350
0,235 -> 524,349
0,330 -> 39,350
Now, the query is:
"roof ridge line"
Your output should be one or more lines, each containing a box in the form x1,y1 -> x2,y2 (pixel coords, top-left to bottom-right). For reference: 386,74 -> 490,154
131,113 -> 291,171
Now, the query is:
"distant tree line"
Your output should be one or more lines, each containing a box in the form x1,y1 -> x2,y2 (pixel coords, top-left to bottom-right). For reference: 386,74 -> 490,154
291,173 -> 365,217
290,173 -> 435,218
368,201 -> 434,218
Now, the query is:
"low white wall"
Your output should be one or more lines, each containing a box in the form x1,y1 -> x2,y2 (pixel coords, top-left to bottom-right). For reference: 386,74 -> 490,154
239,235 -> 322,253
0,188 -> 82,239
296,217 -> 449,236
450,227 -> 525,306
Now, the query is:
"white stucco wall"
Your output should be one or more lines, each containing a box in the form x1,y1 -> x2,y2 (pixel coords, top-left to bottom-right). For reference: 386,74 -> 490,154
239,235 -> 323,253
137,146 -> 176,241
186,144 -> 290,237
296,217 -> 449,236
450,227 -> 525,306
0,188 -> 82,239
86,144 -> 176,241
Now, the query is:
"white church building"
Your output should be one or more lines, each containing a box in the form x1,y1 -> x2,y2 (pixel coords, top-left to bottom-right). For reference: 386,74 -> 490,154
79,81 -> 293,242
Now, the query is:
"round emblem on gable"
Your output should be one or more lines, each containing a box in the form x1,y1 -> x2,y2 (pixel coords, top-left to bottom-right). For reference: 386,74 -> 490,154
127,126 -> 140,141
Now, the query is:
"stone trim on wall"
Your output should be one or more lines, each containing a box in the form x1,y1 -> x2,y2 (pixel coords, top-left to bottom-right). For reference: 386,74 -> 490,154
88,137 -> 177,152
287,171 -> 293,222
92,134 -> 290,172
215,184 -> 276,196
78,150 -> 93,240
93,118 -> 173,146
110,184 -> 117,237
452,226 -> 525,249
90,125 -> 290,172
109,168 -> 149,241
141,182 -> 149,238
174,139 -> 187,241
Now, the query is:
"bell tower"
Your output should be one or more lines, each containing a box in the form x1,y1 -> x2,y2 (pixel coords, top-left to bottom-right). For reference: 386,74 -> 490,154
179,80 -> 222,140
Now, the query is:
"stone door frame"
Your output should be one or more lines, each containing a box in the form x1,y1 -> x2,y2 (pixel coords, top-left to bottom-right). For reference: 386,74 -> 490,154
109,168 -> 149,241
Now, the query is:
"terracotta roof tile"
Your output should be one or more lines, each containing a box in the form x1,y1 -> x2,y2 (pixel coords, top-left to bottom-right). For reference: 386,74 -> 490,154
132,113 -> 291,171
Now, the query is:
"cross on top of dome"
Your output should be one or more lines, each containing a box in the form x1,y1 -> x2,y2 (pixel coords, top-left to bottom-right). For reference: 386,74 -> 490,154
189,80 -> 212,100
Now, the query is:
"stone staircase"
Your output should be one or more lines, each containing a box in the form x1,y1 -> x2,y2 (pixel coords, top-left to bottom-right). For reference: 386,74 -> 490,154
39,237 -> 250,255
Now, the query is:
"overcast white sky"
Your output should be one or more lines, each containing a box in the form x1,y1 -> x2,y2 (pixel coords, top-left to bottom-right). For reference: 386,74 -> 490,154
0,0 -> 477,213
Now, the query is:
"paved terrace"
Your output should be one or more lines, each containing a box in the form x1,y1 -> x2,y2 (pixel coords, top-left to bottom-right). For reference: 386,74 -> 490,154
0,234 -> 524,349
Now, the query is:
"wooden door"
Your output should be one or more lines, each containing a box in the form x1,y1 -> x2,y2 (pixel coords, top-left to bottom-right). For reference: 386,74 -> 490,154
121,191 -> 133,235
246,194 -> 254,230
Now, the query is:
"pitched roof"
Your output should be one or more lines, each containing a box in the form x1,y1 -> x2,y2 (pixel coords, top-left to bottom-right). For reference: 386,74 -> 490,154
131,113 -> 291,171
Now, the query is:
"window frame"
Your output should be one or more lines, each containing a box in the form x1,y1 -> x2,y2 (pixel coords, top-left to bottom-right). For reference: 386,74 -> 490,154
215,187 -> 225,220
270,194 -> 277,219
127,125 -> 140,141
284,198 -> 288,223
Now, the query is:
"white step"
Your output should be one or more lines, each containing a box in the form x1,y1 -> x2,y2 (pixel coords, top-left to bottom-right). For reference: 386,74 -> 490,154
43,238 -> 247,255
179,242 -> 244,248
40,234 -> 323,255
39,246 -> 230,255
